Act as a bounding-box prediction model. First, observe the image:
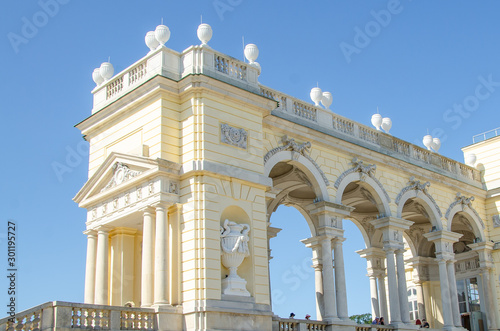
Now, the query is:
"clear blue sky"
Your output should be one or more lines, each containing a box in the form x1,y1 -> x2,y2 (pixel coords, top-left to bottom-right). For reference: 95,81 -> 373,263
1,0 -> 500,319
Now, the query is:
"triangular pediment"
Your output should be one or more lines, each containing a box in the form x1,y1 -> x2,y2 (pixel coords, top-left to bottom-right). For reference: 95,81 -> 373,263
74,152 -> 180,207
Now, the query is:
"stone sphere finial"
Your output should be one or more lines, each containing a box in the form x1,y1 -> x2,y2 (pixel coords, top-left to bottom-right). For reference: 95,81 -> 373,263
197,23 -> 213,45
371,114 -> 382,131
423,134 -> 433,151
92,68 -> 104,86
431,137 -> 441,153
99,62 -> 114,81
465,153 -> 477,166
310,87 -> 323,106
321,92 -> 333,110
244,44 -> 259,63
154,24 -> 170,47
145,31 -> 160,52
381,117 -> 392,134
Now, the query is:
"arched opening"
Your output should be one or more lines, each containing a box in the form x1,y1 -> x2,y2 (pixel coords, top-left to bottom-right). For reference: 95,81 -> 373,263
338,179 -> 390,321
266,159 -> 322,319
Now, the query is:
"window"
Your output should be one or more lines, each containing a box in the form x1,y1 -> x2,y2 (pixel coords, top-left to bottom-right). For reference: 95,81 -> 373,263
456,277 -> 480,313
407,287 -> 418,320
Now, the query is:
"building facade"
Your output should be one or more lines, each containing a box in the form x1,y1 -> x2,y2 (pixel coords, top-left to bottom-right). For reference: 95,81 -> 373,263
3,23 -> 500,331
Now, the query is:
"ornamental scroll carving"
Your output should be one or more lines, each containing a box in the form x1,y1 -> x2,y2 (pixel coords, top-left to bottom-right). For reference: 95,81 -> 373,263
445,193 -> 484,229
334,157 -> 390,203
101,162 -> 142,192
395,176 -> 442,217
221,123 -> 247,149
264,135 -> 329,186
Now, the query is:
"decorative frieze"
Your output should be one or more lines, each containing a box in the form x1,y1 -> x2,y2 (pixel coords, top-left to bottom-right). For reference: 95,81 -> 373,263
334,157 -> 390,203
445,193 -> 484,229
493,214 -> 500,228
264,135 -> 329,186
395,176 -> 442,217
220,123 -> 247,149
101,162 -> 142,192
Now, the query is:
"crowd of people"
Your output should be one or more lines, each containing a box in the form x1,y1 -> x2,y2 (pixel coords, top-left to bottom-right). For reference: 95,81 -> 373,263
372,317 -> 429,328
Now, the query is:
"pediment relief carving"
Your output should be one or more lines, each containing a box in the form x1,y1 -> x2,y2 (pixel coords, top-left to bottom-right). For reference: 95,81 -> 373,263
101,162 -> 142,192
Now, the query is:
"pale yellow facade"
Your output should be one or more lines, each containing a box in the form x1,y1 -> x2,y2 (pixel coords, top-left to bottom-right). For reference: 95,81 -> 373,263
3,35 -> 499,331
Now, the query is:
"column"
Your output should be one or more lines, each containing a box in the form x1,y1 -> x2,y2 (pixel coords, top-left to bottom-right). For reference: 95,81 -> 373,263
95,228 -> 110,305
446,261 -> 461,327
377,274 -> 389,320
333,238 -> 349,320
141,208 -> 155,307
313,264 -> 325,320
84,230 -> 97,304
488,268 -> 500,330
154,204 -> 168,305
384,248 -> 401,324
368,274 -> 380,318
414,281 -> 426,321
321,236 -> 337,320
481,269 -> 498,330
437,259 -> 453,328
395,249 -> 410,323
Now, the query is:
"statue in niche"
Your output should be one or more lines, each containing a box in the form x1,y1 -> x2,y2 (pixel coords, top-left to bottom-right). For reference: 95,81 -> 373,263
220,219 -> 251,296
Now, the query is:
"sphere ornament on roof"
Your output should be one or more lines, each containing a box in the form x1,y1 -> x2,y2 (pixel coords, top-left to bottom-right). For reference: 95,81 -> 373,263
423,134 -> 441,153
310,87 -> 322,106
92,62 -> 114,86
321,91 -> 333,110
465,153 -> 477,166
244,43 -> 261,76
371,113 -> 382,130
381,117 -> 392,134
145,31 -> 160,52
197,23 -> 213,46
154,24 -> 171,47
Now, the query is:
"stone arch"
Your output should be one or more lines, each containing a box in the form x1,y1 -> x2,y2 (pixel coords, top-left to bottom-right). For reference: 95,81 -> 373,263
264,150 -> 330,202
267,194 -> 317,237
396,190 -> 442,230
346,218 -> 371,249
402,231 -> 418,258
446,204 -> 485,241
335,172 -> 391,217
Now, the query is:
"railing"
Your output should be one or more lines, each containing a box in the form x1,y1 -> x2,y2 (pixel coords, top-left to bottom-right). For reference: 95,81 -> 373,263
260,85 -> 482,186
455,256 -> 480,274
5,309 -> 42,331
214,55 -> 247,80
0,302 -> 158,331
274,318 -> 327,331
472,126 -> 500,143
72,306 -> 110,329
121,310 -> 155,330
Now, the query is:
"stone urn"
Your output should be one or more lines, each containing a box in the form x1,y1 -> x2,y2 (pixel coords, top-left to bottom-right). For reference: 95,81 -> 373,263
220,219 -> 251,296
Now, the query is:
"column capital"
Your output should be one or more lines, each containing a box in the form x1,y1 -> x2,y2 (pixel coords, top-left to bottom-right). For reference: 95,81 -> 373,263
332,237 -> 346,244
309,201 -> 354,217
370,216 -> 413,231
83,229 -> 97,237
468,241 -> 495,268
96,225 -> 113,234
140,206 -> 156,214
267,226 -> 282,240
152,202 -> 171,210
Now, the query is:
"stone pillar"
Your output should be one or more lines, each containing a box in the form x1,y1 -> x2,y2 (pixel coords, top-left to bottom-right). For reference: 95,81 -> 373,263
141,208 -> 155,307
154,204 -> 168,305
321,236 -> 338,320
446,260 -> 461,327
385,248 -> 401,324
84,230 -> 97,304
480,269 -> 498,330
333,238 -> 349,320
378,273 -> 389,320
395,249 -> 410,323
95,228 -> 110,305
414,281 -> 426,321
313,263 -> 325,321
437,259 -> 453,328
488,268 -> 500,330
369,274 -> 380,318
